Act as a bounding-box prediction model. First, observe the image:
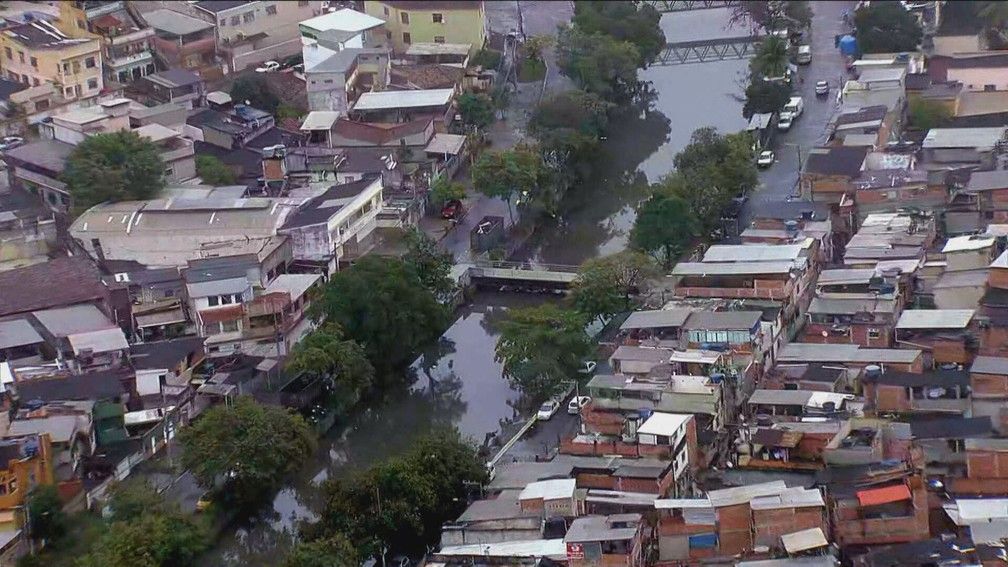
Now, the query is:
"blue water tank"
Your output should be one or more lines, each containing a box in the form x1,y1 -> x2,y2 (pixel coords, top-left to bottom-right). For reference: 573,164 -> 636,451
839,35 -> 858,56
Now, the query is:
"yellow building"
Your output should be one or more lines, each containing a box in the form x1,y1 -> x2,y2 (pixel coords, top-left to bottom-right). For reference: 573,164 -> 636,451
363,1 -> 486,56
0,17 -> 103,102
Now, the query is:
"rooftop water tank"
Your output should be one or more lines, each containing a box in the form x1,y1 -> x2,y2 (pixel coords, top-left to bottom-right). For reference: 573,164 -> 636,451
839,35 -> 857,56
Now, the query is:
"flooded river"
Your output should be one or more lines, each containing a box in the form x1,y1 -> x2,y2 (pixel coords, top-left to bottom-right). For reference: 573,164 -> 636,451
202,8 -> 751,565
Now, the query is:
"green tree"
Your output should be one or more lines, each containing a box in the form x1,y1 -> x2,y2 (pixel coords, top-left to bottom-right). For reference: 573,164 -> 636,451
855,2 -> 922,54
77,513 -> 207,567
556,26 -> 640,102
283,536 -> 359,567
630,194 -> 698,269
307,430 -> 485,558
743,78 -> 792,118
230,75 -> 280,114
286,324 -> 374,411
495,304 -> 593,403
108,479 -> 173,522
457,92 -> 495,130
428,177 -> 466,206
178,397 -> 315,508
572,251 -> 656,323
62,131 -> 165,211
310,256 -> 449,373
522,35 -> 553,61
572,1 -> 664,65
751,35 -> 789,79
402,228 -> 455,297
908,97 -> 952,131
471,146 -> 546,222
195,155 -> 237,186
26,486 -> 65,543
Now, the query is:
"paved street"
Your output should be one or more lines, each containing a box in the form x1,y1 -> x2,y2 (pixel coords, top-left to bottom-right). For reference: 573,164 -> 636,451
740,1 -> 854,228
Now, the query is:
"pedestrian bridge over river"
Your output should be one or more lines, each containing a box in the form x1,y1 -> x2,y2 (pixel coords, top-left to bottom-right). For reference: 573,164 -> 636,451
453,260 -> 579,290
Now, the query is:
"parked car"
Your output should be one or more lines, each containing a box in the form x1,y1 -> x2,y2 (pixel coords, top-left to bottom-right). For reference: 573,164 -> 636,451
0,136 -> 24,151
255,60 -> 280,73
537,399 -> 561,420
777,113 -> 793,131
568,396 -> 591,415
757,150 -> 775,168
441,199 -> 463,220
815,80 -> 830,96
577,360 -> 597,375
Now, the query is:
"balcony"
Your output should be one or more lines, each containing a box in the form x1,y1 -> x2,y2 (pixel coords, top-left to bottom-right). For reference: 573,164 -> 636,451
108,50 -> 153,69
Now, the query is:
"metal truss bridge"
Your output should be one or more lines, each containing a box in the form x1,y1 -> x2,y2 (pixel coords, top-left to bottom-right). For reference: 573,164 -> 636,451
652,34 -> 763,66
640,0 -> 739,11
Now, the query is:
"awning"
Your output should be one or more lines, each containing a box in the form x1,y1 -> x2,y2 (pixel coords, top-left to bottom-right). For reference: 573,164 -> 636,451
135,309 -> 186,328
857,484 -> 911,507
781,527 -> 828,553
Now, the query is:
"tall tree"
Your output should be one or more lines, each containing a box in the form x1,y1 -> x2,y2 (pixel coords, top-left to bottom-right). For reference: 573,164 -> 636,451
572,1 -> 664,65
457,93 -> 495,130
62,131 -> 165,210
471,146 -> 546,222
572,251 -> 656,323
556,26 -> 641,102
310,256 -> 449,373
283,536 -> 360,567
78,512 -> 207,567
495,304 -> 593,404
402,228 -> 455,297
178,397 -> 315,508
286,324 -> 374,411
306,430 -> 485,558
630,193 -> 698,269
230,75 -> 280,114
855,2 -> 922,54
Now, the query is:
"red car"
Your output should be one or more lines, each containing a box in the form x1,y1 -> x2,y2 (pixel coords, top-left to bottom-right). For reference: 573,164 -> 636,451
441,199 -> 463,220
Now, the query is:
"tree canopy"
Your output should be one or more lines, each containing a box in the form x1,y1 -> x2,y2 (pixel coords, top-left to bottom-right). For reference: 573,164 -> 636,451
283,536 -> 359,567
457,93 -> 495,130
495,304 -> 593,404
195,155 -> 237,186
571,251 -> 656,323
62,131 -> 165,211
305,429 -> 485,558
178,397 -> 315,508
572,1 -> 664,66
310,256 -> 449,373
630,193 -> 698,269
230,75 -> 280,114
855,2 -> 922,54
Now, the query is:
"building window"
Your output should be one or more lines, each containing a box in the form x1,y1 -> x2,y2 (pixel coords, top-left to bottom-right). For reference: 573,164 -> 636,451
208,296 -> 220,307
85,56 -> 96,68
432,13 -> 444,23
868,328 -> 881,339
400,11 -> 409,24
29,56 -> 36,68
243,11 -> 255,23
403,32 -> 411,44
17,51 -> 24,63
3,47 -> 10,60
87,78 -> 98,90
265,4 -> 277,15
230,15 -> 240,25
434,36 -> 445,43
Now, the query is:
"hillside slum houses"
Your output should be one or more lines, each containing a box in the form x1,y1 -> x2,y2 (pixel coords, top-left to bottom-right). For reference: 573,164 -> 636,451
429,19 -> 1008,567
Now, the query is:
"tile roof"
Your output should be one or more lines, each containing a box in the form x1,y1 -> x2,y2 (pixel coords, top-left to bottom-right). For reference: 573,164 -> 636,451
0,257 -> 107,318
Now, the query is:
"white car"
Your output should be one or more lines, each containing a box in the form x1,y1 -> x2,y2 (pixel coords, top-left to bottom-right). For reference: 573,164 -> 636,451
757,150 -> 775,168
578,360 -> 598,375
777,114 -> 793,131
255,60 -> 280,73
568,396 -> 591,415
537,400 -> 561,421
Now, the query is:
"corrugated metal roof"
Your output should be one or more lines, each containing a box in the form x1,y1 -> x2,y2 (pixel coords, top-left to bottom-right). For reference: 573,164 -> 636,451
896,309 -> 974,329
